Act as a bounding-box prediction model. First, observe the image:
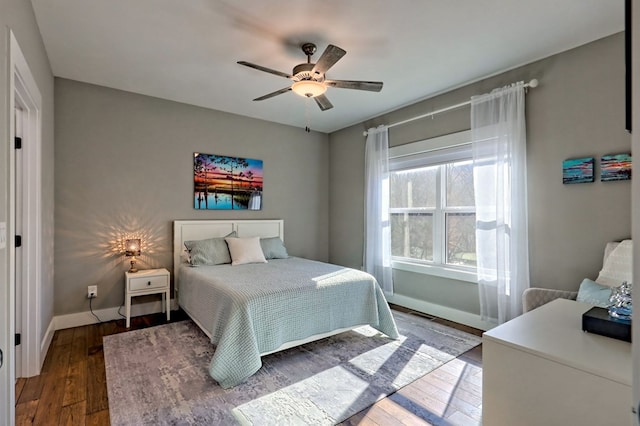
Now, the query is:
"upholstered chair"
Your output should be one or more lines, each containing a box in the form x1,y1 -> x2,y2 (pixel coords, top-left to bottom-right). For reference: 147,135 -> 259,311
522,241 -> 631,313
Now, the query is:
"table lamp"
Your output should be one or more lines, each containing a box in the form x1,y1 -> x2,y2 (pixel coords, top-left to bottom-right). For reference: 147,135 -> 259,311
125,239 -> 141,273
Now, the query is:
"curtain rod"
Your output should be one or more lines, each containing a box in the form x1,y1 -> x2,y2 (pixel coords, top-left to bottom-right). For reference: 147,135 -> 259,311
363,78 -> 539,136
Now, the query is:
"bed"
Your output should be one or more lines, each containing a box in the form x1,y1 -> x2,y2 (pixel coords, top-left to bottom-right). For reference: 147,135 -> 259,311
173,219 -> 399,388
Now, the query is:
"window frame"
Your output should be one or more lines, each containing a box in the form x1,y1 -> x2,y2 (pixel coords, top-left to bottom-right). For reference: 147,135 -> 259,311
389,131 -> 478,283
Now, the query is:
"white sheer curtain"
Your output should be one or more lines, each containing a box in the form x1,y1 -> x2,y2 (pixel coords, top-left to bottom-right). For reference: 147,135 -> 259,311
472,83 -> 529,324
364,125 -> 393,295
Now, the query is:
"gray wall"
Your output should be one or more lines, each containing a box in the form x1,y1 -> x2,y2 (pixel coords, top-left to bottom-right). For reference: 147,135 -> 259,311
329,33 -> 631,318
0,1 -> 55,355
55,79 -> 329,315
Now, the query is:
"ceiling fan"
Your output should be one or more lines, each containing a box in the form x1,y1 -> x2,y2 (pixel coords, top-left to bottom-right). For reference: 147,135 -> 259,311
238,43 -> 383,111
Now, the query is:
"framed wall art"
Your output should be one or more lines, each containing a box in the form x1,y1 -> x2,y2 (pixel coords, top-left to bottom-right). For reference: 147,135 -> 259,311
562,157 -> 594,184
194,152 -> 263,210
601,153 -> 632,182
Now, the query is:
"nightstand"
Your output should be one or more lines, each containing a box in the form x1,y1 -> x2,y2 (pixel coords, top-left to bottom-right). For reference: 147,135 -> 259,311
124,268 -> 170,328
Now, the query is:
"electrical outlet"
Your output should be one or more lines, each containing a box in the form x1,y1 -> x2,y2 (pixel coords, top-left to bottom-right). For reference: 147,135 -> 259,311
87,285 -> 97,299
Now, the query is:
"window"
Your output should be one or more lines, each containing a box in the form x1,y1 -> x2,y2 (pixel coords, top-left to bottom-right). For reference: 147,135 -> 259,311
389,131 -> 477,282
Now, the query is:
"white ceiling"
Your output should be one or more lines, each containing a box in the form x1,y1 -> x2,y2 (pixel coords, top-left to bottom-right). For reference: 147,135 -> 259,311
31,0 -> 623,133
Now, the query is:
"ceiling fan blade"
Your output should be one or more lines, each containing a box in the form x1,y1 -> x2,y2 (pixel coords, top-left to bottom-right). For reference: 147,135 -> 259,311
314,94 -> 333,111
325,79 -> 383,92
238,61 -> 292,79
312,45 -> 346,75
253,87 -> 292,101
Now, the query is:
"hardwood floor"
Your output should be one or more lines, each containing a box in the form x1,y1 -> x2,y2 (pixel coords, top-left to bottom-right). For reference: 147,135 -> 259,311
339,345 -> 482,426
15,309 -> 483,425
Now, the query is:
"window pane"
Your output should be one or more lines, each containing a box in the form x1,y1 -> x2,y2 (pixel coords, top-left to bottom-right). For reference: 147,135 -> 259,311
446,160 -> 475,207
391,213 -> 433,261
446,213 -> 476,267
390,166 -> 438,208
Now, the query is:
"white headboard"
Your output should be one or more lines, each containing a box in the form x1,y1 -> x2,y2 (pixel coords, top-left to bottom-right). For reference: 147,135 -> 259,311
173,219 -> 284,296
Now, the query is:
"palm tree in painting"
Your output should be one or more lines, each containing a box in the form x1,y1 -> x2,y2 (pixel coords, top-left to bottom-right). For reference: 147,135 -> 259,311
245,170 -> 254,190
238,171 -> 246,189
193,153 -> 217,209
211,156 -> 249,209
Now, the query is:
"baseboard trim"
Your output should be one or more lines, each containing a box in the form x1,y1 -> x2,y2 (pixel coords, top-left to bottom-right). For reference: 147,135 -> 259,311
387,294 -> 494,331
41,318 -> 56,370
54,299 -> 179,331
54,295 -> 492,332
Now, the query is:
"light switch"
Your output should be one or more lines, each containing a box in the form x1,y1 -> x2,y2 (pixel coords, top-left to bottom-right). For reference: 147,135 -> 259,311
0,222 -> 6,249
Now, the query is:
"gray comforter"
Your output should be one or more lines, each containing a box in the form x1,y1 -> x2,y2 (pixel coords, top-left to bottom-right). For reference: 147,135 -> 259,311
178,257 -> 399,388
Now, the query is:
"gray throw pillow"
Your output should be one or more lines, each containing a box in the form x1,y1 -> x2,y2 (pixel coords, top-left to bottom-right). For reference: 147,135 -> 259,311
184,231 -> 236,265
260,237 -> 289,259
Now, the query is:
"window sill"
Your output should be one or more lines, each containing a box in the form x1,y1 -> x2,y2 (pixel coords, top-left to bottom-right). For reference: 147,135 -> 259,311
392,260 -> 477,283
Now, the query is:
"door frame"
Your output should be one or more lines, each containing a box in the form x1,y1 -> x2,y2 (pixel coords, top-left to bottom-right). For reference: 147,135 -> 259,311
1,29 -> 43,425
14,107 -> 23,379
9,33 -> 44,377
9,30 -> 43,380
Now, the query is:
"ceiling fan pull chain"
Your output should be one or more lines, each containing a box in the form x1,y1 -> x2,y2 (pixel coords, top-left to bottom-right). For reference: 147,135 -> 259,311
305,98 -> 311,133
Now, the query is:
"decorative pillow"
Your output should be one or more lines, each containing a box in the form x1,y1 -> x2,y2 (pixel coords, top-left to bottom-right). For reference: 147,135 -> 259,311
260,237 -> 289,259
225,236 -> 268,266
576,278 -> 612,308
184,231 -> 236,265
595,239 -> 632,288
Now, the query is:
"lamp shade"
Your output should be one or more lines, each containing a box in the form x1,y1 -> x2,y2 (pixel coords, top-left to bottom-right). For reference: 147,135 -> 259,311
125,239 -> 141,256
291,80 -> 327,98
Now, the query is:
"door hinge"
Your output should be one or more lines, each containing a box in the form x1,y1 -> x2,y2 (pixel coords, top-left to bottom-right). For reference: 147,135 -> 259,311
15,235 -> 22,247
15,333 -> 21,346
14,136 -> 22,150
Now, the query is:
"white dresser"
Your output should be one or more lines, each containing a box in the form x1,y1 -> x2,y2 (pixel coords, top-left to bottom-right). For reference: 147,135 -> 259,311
482,298 -> 632,426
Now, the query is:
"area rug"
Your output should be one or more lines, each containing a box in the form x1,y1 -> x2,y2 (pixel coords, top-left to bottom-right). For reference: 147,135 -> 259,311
104,310 -> 481,425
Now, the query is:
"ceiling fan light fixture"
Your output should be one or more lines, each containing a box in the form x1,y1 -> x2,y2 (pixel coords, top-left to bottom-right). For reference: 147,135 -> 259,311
239,43 -> 382,111
292,80 -> 326,98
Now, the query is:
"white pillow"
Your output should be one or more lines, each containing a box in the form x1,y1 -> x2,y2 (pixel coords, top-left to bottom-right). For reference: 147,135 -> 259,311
595,239 -> 632,288
225,237 -> 268,266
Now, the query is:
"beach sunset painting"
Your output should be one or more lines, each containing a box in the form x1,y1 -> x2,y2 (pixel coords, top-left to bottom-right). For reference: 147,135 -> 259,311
194,152 -> 263,210
601,153 -> 632,182
562,157 -> 594,184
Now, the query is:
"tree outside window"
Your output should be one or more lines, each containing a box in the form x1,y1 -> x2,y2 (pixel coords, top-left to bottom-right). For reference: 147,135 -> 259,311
390,159 -> 476,269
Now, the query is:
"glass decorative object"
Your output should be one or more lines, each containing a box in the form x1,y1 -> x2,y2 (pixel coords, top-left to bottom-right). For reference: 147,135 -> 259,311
608,281 -> 632,322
